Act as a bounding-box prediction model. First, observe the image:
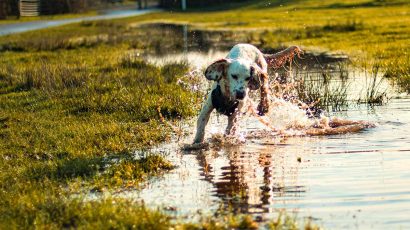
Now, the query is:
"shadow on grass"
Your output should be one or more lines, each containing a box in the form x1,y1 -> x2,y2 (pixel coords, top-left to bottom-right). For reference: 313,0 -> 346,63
26,152 -> 175,188
314,0 -> 408,9
27,155 -> 105,181
166,0 -> 302,12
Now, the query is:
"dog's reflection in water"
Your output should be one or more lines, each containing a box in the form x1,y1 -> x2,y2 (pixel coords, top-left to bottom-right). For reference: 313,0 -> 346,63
194,143 -> 304,216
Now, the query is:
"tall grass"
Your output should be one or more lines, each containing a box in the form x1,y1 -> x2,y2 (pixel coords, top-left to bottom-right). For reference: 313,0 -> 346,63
384,56 -> 410,93
295,66 -> 350,112
358,63 -> 389,105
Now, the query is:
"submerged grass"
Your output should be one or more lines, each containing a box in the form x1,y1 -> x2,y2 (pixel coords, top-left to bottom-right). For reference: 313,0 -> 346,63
295,69 -> 349,111
360,63 -> 389,105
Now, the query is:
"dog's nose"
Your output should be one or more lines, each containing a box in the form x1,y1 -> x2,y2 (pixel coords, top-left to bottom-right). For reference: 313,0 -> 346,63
236,91 -> 246,100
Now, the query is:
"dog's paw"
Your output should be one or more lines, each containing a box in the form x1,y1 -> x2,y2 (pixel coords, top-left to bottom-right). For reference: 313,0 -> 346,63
182,142 -> 209,151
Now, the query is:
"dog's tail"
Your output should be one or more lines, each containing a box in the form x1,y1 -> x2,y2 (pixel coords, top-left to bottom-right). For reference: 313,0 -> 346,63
263,46 -> 303,69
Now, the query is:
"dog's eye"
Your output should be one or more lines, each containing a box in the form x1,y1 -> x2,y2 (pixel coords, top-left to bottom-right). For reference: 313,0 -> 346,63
245,77 -> 251,81
231,74 -> 238,80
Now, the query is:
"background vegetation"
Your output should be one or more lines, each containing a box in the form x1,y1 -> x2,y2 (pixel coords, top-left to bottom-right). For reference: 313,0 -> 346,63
0,0 -> 408,228
137,0 -> 410,91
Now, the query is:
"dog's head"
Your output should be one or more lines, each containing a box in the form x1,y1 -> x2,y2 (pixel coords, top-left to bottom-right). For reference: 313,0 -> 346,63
204,58 -> 266,100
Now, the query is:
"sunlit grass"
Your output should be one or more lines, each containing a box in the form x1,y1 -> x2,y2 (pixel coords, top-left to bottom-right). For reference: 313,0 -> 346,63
2,0 -> 407,90
1,0 -> 407,227
129,0 -> 410,91
0,41 -> 199,228
0,11 -> 99,25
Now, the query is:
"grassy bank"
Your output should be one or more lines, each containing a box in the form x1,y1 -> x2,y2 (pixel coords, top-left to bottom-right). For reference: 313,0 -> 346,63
2,0 -> 408,90
0,11 -> 98,25
0,33 -> 198,227
2,0 -> 406,228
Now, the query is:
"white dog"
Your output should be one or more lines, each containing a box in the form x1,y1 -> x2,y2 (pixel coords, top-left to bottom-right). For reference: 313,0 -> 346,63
193,44 -> 302,143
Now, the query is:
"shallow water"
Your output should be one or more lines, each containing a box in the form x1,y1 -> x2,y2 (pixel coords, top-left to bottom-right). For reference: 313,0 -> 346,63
131,95 -> 410,229
138,52 -> 409,229
109,24 -> 410,228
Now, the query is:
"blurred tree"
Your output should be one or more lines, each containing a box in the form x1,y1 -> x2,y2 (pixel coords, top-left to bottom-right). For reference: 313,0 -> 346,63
0,0 -> 19,18
0,1 -> 6,19
0,0 -> 154,18
159,0 -> 247,9
137,0 -> 149,9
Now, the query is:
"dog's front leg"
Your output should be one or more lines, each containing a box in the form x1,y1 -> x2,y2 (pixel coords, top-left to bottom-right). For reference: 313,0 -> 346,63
225,112 -> 239,135
257,73 -> 270,115
193,96 -> 214,143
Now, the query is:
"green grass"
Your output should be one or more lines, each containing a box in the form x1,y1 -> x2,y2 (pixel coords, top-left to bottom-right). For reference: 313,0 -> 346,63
2,24 -> 310,228
2,0 -> 408,90
0,36 -> 199,227
0,11 -> 99,25
128,0 -> 410,91
3,0 -> 407,227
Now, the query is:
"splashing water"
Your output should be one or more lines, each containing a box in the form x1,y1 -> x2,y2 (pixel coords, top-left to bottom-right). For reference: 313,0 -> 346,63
170,57 -> 376,151
86,51 -> 409,229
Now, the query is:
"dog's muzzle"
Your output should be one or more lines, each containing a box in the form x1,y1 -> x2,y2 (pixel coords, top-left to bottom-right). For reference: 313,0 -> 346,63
235,91 -> 246,100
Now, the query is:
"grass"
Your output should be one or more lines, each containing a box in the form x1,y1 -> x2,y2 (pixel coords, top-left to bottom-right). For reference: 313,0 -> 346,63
2,0 -> 408,228
295,70 -> 350,112
0,36 -> 199,227
360,63 -> 389,104
127,0 -> 410,91
0,11 -> 99,25
0,26 -> 314,229
2,0 -> 407,89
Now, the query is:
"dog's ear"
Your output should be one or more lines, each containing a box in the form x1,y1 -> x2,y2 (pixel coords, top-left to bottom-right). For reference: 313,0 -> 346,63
204,59 -> 230,81
249,65 -> 266,90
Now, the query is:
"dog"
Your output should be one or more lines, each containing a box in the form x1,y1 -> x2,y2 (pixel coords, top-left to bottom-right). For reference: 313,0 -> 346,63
193,44 -> 302,143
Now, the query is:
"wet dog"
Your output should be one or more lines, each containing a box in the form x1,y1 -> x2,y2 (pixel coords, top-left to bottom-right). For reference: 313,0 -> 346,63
193,44 -> 302,143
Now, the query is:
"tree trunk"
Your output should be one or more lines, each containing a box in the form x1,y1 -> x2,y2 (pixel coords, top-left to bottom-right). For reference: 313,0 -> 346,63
66,0 -> 72,12
0,1 -> 6,19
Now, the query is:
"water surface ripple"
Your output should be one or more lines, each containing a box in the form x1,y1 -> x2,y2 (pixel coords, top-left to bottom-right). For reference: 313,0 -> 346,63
132,96 -> 410,229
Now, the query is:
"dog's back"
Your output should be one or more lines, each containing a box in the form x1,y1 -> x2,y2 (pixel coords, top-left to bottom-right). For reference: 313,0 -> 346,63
227,44 -> 265,65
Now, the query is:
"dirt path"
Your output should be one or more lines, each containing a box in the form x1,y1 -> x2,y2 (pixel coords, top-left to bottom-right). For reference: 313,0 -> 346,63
0,8 -> 159,36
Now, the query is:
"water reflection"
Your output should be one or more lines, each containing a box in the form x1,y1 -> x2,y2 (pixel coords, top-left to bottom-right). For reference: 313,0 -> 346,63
107,23 -> 410,228
131,80 -> 410,228
199,147 -> 274,215
135,100 -> 410,229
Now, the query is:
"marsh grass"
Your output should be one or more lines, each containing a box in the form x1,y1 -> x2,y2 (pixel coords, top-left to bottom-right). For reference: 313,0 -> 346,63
295,70 -> 350,111
267,213 -> 320,230
358,63 -> 389,105
384,57 -> 410,93
290,59 -> 394,112
1,0 -> 407,227
0,38 -> 200,227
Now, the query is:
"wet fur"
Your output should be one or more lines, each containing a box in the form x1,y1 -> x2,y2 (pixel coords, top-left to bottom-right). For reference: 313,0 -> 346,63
193,44 -> 302,143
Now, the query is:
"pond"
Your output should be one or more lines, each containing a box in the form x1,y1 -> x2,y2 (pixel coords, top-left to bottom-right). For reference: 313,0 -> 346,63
102,24 -> 410,229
